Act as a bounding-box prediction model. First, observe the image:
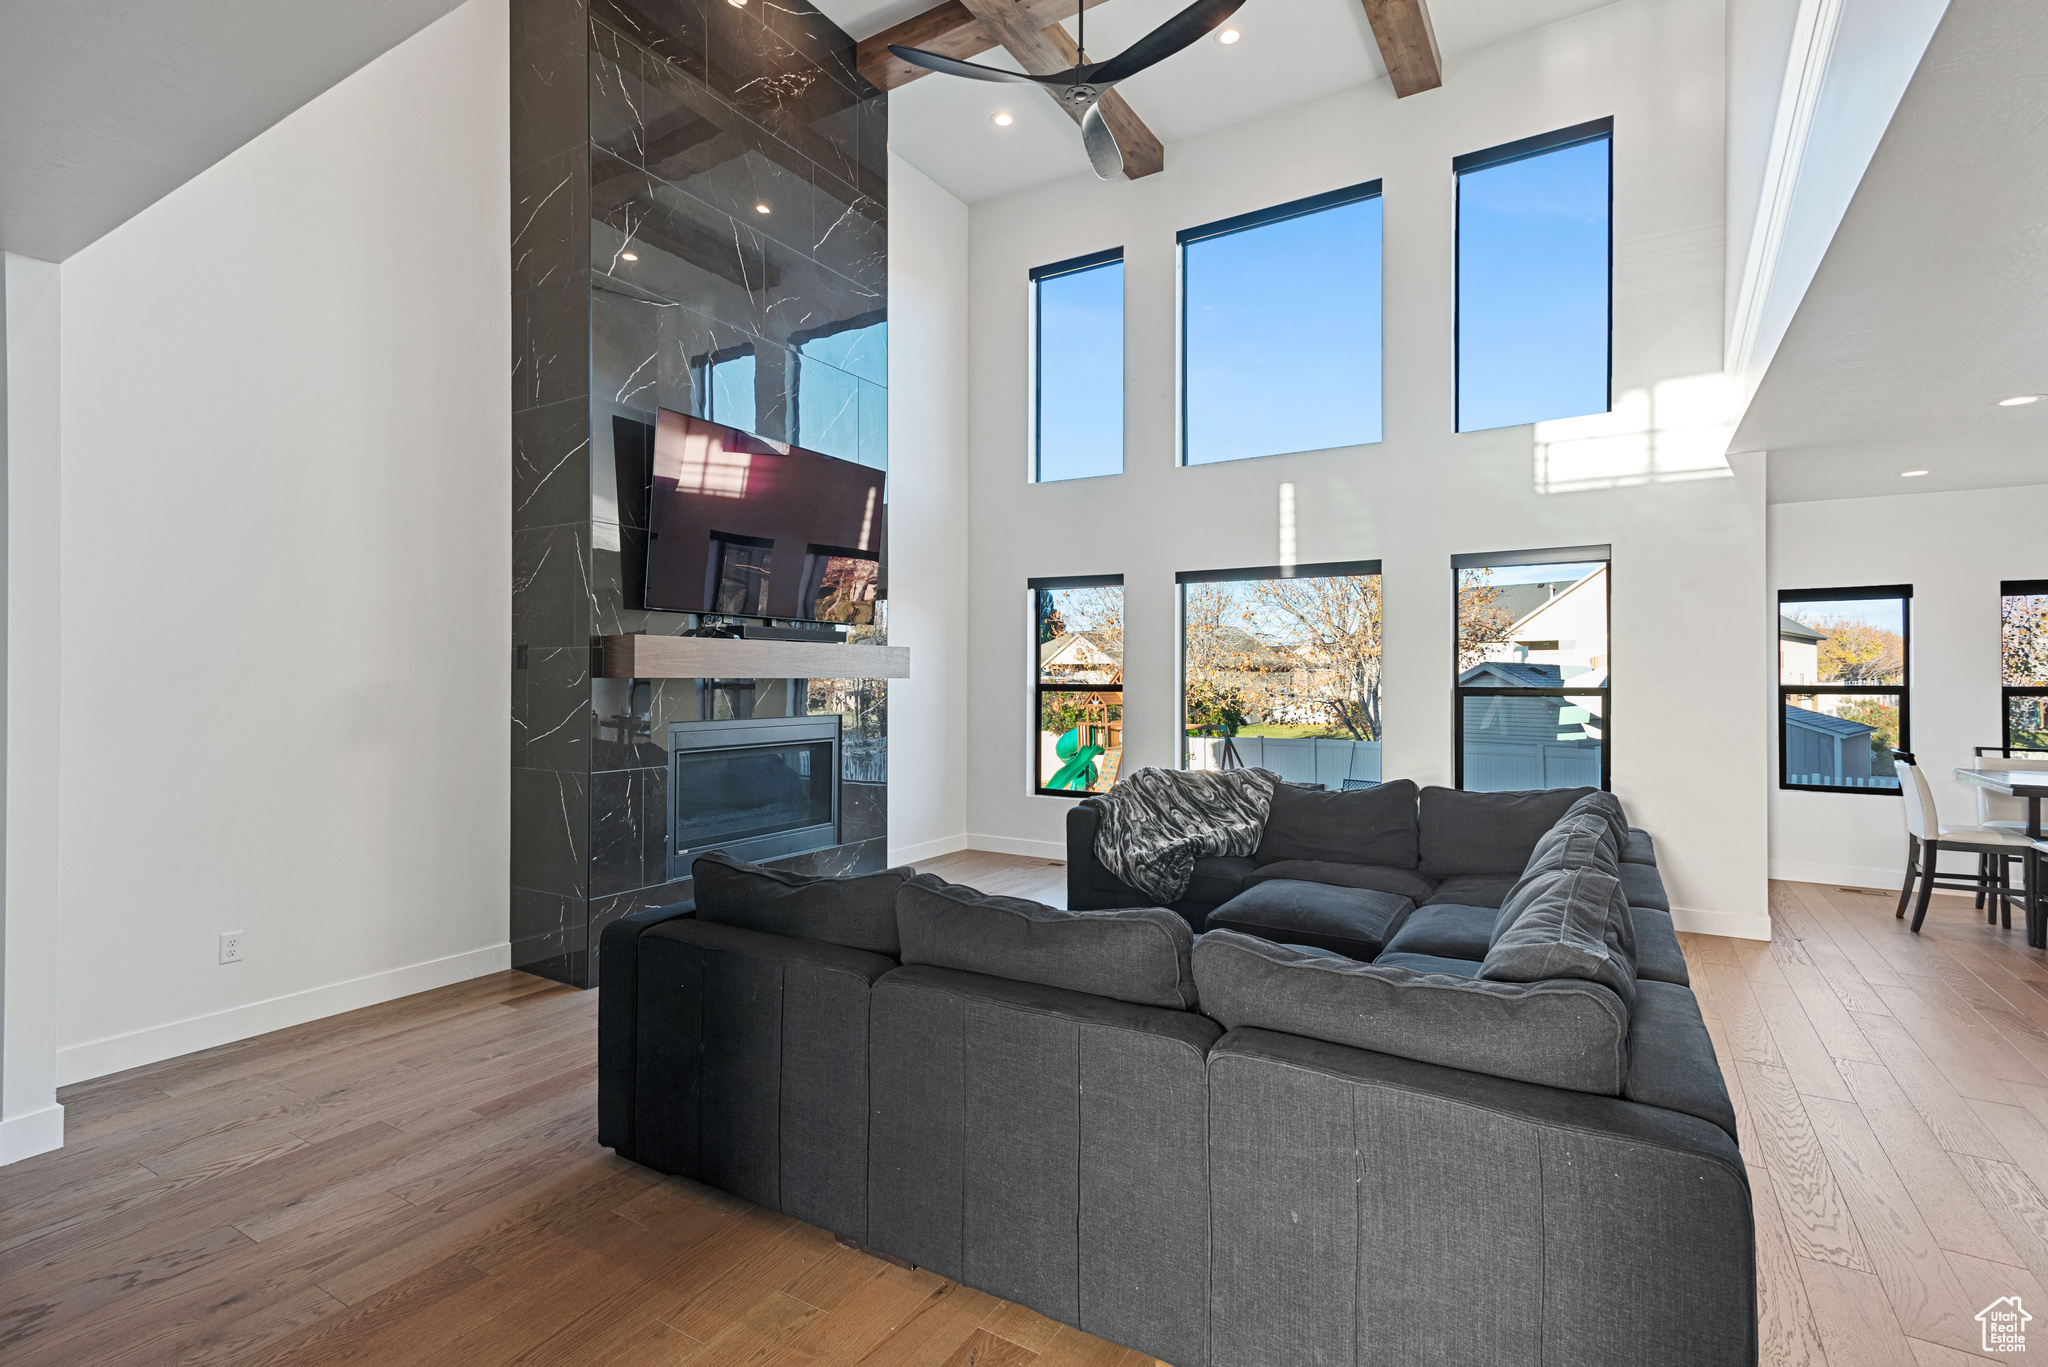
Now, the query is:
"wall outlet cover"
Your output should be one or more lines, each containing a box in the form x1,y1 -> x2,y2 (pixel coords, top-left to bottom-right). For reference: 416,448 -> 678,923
219,932 -> 245,964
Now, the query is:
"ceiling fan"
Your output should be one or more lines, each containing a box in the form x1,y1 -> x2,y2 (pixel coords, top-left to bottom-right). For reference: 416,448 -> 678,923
889,0 -> 1247,180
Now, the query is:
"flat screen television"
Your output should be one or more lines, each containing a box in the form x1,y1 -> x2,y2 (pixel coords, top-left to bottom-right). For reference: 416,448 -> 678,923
643,409 -> 884,624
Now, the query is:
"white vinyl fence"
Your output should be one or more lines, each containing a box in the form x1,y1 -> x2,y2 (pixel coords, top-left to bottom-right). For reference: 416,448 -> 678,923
1187,736 -> 1382,789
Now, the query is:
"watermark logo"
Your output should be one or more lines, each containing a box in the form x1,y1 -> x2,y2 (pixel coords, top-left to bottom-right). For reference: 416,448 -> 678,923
1980,1296 -> 2032,1353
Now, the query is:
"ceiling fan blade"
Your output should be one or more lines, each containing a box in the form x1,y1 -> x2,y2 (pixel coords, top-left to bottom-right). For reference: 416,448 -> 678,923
1084,0 -> 1247,87
887,44 -> 1067,85
1079,100 -> 1124,180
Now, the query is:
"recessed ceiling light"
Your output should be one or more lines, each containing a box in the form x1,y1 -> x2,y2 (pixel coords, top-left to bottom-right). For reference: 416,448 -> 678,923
1217,28 -> 1241,44
991,111 -> 1014,127
727,0 -> 747,7
619,251 -> 638,262
1999,394 -> 2041,406
1901,469 -> 1929,477
754,203 -> 772,214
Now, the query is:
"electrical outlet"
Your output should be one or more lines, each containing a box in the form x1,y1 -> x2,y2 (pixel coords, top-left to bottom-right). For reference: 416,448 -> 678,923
219,932 -> 245,964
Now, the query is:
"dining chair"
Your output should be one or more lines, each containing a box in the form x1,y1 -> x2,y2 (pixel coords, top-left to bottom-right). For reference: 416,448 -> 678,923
1966,753 -> 2048,913
1894,753 -> 2035,934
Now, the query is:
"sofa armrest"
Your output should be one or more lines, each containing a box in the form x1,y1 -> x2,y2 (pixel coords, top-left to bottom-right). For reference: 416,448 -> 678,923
1066,800 -> 1154,911
597,900 -> 695,1158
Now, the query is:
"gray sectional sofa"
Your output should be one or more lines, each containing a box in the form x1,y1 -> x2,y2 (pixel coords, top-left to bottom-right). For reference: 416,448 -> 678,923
598,785 -> 1756,1367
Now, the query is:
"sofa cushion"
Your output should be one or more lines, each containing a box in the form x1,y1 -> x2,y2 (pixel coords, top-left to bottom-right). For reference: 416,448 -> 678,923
1192,931 -> 1631,1094
1381,903 -> 1495,962
1186,855 -> 1260,907
1373,951 -> 1482,977
1418,786 -> 1598,877
1622,828 -> 1657,865
1205,881 -> 1415,961
1419,873 -> 1519,910
894,875 -> 1197,1009
1632,907 -> 1690,986
1246,860 -> 1436,902
1619,861 -> 1672,911
1482,867 -> 1638,1007
692,850 -> 913,956
1565,790 -> 1631,852
1253,778 -> 1420,869
1625,980 -> 1736,1140
1521,813 -> 1621,881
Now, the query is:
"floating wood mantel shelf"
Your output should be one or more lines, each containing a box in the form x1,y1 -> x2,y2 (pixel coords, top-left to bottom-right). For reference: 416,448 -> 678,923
598,634 -> 911,680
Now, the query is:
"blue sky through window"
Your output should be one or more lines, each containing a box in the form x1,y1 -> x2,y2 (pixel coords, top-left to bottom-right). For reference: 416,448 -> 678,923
1184,195 -> 1382,464
709,353 -> 756,434
1035,260 -> 1124,482
1457,137 -> 1610,432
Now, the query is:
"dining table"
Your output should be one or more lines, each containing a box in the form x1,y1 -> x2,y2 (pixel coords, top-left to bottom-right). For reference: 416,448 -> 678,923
1954,766 -> 2048,947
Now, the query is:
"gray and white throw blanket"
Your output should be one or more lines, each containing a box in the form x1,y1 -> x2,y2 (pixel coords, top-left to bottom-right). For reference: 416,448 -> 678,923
1091,766 -> 1279,904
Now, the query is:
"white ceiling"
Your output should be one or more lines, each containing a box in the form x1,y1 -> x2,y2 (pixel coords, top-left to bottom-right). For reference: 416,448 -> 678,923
1735,0 -> 2048,504
815,0 -> 1622,203
0,0 -> 468,261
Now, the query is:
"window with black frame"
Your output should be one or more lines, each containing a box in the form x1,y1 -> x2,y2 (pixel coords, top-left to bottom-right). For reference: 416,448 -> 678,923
2003,579 -> 2048,754
1179,561 -> 1383,786
1180,181 -> 1384,464
1454,547 -> 1610,791
1778,585 -> 1910,792
1032,249 -> 1124,483
1032,575 -> 1123,795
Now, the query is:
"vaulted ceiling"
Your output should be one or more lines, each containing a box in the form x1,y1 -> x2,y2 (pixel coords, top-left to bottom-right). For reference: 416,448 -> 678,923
0,0 -> 468,260
813,0 -> 1624,202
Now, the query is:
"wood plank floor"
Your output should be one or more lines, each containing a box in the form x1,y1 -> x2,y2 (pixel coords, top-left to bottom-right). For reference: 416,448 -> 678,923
4,855 -> 2043,1364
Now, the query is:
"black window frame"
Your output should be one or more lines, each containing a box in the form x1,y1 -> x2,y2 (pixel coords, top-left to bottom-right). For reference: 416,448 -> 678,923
1174,559 -> 1384,770
1176,180 -> 1384,467
1030,248 -> 1125,484
1453,117 -> 1614,435
1452,545 -> 1612,793
2002,578 -> 2048,756
1031,573 -> 1124,797
1777,584 -> 1912,795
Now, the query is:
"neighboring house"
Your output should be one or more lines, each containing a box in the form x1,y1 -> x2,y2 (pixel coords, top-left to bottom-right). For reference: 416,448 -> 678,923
1457,662 -> 1606,746
1474,567 -> 1610,681
1784,703 -> 1878,782
1039,631 -> 1120,685
1779,615 -> 1822,685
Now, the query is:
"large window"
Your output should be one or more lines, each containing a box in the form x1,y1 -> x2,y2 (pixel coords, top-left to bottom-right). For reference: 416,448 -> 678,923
1032,249 -> 1124,482
1456,119 -> 1612,433
1033,575 -> 1123,795
1181,183 -> 1383,465
1179,561 -> 1383,787
1778,586 -> 1910,792
2002,579 -> 2048,753
1455,547 -> 1610,791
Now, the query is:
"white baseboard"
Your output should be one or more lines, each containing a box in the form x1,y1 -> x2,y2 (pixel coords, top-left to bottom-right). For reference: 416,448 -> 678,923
0,1102 -> 65,1166
1671,907 -> 1774,941
56,942 -> 513,1087
889,832 -> 972,865
965,833 -> 1068,862
1770,859 -> 1904,892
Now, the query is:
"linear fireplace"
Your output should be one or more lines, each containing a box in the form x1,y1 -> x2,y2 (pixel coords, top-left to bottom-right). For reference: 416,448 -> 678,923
668,715 -> 843,880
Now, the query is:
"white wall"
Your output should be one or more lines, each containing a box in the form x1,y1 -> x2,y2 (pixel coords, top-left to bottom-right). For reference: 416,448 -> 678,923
939,0 -> 1772,937
1768,482 -> 2048,889
1,252 -> 64,1163
53,0 -> 511,1085
885,153 -> 974,865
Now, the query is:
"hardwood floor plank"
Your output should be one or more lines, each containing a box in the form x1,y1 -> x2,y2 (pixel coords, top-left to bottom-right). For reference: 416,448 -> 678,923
1852,1011 -> 2013,1160
1701,963 -> 1787,1067
1801,1094 -> 1985,1352
1794,1255 -> 1917,1367
1837,1060 -> 2024,1265
937,1327 -> 1041,1367
853,1281 -> 1004,1367
1751,978 -> 1855,1101
1737,1061 -> 1873,1270
1746,1166 -> 1830,1366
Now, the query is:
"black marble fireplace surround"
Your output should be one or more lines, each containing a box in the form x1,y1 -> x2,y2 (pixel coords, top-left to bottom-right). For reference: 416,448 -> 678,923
510,0 -> 888,987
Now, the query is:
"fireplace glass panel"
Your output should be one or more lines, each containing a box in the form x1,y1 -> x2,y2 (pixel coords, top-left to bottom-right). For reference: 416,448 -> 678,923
673,741 -> 835,850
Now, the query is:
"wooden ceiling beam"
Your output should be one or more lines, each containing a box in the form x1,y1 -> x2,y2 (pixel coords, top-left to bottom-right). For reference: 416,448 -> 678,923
948,0 -> 1164,180
856,0 -> 1113,93
1360,0 -> 1442,98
